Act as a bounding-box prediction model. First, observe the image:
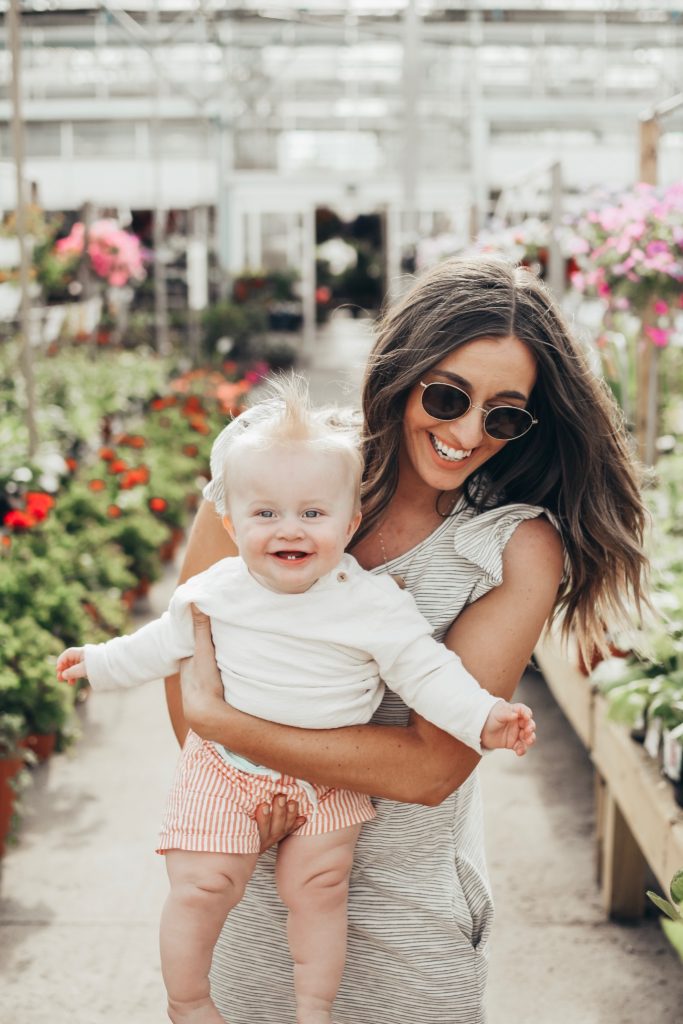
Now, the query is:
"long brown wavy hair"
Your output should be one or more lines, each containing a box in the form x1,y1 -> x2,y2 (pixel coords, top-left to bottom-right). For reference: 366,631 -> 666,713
358,256 -> 649,656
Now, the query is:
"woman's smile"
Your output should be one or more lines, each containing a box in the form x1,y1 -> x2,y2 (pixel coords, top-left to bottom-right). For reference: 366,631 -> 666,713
429,433 -> 473,463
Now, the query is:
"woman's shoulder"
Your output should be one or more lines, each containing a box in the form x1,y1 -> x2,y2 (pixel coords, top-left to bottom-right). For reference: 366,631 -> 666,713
448,500 -> 562,589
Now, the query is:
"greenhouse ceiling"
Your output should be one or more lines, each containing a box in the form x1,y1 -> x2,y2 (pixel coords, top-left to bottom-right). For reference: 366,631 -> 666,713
1,0 -> 682,198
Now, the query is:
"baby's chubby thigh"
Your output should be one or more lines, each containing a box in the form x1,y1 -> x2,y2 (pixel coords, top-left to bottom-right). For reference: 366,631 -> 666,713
274,824 -> 362,913
161,849 -> 260,1022
275,825 -> 363,1022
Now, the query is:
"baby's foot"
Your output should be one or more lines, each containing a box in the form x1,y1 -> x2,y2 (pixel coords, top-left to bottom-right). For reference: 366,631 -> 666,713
167,995 -> 224,1024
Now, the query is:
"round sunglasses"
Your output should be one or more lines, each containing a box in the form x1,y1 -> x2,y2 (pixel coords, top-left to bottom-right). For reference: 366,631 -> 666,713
419,381 -> 538,441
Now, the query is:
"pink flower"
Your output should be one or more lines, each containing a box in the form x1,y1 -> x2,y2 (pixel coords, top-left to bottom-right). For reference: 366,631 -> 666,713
53,219 -> 146,287
645,325 -> 671,348
654,300 -> 669,315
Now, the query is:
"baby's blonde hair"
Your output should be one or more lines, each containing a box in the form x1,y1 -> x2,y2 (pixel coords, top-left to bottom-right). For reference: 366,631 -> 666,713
218,374 -> 364,512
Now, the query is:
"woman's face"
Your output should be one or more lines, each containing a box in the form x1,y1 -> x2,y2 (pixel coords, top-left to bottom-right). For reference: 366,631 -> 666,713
400,335 -> 538,498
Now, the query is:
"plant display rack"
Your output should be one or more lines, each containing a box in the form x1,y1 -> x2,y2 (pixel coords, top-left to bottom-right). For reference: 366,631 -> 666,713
535,631 -> 683,921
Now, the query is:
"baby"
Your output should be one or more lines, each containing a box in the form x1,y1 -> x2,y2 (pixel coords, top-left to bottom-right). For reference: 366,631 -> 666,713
57,378 -> 536,1024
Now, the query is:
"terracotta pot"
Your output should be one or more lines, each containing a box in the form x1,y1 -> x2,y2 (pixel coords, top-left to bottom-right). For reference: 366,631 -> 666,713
20,732 -> 57,762
122,576 -> 151,609
0,757 -> 24,856
577,642 -> 631,677
159,526 -> 185,563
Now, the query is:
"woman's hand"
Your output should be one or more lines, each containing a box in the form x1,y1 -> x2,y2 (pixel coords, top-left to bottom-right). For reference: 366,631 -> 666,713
178,604 -> 226,728
181,603 -> 306,852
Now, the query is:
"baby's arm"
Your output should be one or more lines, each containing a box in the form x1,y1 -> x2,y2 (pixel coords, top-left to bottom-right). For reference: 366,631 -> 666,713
374,592 -> 535,756
57,594 -> 197,691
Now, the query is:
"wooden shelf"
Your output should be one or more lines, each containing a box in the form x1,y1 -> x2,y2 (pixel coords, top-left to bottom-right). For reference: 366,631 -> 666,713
593,695 -> 683,904
535,633 -> 683,919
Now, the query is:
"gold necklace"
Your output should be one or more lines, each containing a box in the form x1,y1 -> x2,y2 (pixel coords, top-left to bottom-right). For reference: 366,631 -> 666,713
377,527 -> 409,589
376,492 -> 459,590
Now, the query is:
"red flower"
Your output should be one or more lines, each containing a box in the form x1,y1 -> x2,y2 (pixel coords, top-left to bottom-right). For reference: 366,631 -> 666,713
189,416 -> 210,435
1,534 -> 11,548
117,434 -> 146,449
65,457 -> 78,472
26,492 -> 55,520
150,396 -> 177,411
108,459 -> 128,475
182,444 -> 199,458
119,466 -> 150,490
4,509 -> 37,530
99,447 -> 116,462
183,396 -> 204,415
88,479 -> 106,492
106,504 -> 122,519
149,497 -> 167,513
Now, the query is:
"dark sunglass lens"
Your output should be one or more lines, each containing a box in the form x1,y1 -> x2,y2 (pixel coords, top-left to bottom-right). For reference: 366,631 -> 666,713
485,407 -> 533,440
422,384 -> 470,420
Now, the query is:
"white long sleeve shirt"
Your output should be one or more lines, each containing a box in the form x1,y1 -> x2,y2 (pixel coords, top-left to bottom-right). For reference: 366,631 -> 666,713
84,553 -> 499,753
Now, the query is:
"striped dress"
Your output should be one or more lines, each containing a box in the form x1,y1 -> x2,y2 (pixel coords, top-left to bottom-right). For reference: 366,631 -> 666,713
209,496 -> 550,1024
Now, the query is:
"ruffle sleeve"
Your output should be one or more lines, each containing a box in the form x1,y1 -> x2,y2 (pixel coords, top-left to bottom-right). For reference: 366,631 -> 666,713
451,503 -> 561,602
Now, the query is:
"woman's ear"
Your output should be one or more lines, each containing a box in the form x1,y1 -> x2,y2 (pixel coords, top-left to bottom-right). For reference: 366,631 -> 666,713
222,515 -> 236,542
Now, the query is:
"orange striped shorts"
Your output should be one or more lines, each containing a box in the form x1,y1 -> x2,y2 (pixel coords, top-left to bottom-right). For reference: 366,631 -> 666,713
157,730 -> 376,855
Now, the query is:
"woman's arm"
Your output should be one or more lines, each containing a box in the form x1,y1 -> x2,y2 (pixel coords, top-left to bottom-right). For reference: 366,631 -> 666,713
164,500 -> 236,745
182,516 -> 564,805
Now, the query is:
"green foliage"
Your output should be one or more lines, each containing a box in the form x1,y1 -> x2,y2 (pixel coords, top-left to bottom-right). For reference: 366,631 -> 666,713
0,713 -> 27,758
648,870 -> 683,964
108,508 -> 169,584
202,301 -> 268,360
0,617 -> 73,737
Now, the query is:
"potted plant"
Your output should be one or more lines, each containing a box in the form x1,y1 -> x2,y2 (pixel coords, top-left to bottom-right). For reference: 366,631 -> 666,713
0,712 -> 28,855
648,870 -> 683,963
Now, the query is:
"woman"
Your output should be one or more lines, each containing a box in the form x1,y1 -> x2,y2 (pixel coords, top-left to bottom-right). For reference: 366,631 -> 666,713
166,257 -> 648,1023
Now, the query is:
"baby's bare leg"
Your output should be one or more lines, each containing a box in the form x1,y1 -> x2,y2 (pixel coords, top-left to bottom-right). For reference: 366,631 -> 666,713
275,824 -> 362,1024
161,849 -> 258,1024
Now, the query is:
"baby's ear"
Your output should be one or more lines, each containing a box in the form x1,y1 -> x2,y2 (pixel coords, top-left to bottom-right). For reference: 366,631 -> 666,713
222,515 -> 236,542
347,510 -> 362,540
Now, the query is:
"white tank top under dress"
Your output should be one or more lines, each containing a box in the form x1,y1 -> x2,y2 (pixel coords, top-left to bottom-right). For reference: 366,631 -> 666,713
208,495 -> 552,1024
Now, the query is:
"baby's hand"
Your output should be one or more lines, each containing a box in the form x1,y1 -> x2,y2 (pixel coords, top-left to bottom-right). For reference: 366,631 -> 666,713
56,647 -> 87,685
481,700 -> 536,757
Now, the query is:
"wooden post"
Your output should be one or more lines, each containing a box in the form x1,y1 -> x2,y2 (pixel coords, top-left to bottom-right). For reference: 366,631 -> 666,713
636,120 -> 660,465
300,207 -> 316,364
547,161 -> 565,300
599,786 -> 647,920
635,303 -> 660,466
8,0 -> 38,456
639,116 -> 659,186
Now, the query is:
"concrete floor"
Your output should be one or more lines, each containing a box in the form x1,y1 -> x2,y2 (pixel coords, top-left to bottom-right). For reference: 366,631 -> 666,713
2,311 -> 682,1022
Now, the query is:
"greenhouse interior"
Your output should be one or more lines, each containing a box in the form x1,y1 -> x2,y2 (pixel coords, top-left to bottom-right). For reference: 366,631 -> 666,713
2,2 -> 683,1022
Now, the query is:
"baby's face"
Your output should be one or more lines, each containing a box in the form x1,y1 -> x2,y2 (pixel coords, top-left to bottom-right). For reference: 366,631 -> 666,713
223,444 -> 361,594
